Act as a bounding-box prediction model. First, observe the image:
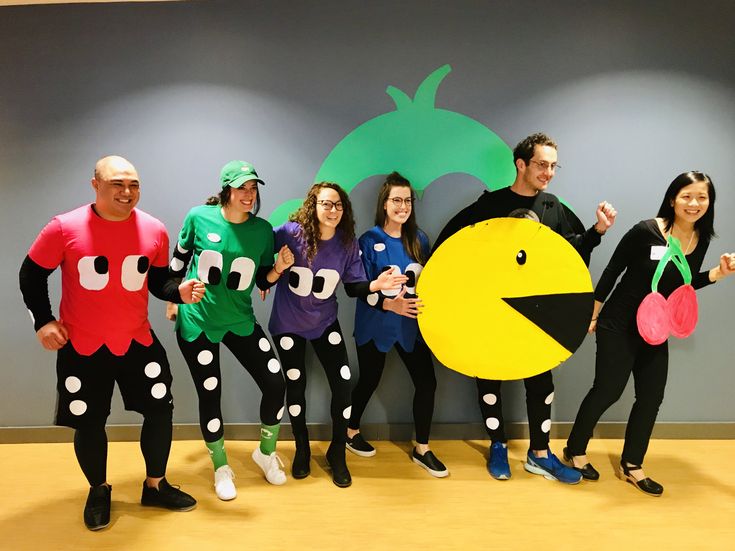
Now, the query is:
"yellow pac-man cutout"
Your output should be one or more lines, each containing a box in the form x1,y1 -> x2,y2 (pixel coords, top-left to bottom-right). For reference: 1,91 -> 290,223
418,218 -> 594,380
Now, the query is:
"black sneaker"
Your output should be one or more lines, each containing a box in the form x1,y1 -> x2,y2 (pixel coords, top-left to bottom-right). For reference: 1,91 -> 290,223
141,478 -> 197,511
346,433 -> 376,458
83,484 -> 111,531
412,448 -> 449,478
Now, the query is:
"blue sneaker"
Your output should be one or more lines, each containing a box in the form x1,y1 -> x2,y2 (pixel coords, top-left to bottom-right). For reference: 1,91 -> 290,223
524,449 -> 582,484
487,442 -> 511,480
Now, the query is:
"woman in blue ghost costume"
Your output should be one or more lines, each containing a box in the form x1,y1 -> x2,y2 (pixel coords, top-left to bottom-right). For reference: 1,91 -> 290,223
169,161 -> 294,501
347,172 -> 448,478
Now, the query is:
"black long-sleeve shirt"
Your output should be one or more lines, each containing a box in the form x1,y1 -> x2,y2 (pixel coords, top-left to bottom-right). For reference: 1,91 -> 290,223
433,187 -> 601,265
596,219 -> 713,333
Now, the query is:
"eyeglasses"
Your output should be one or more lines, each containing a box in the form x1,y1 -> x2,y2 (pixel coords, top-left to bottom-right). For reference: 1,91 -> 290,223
387,197 -> 414,207
528,160 -> 561,172
317,200 -> 343,211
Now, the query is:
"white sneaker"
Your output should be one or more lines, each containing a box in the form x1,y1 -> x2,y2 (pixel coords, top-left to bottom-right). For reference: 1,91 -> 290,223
214,465 -> 237,501
252,447 -> 287,485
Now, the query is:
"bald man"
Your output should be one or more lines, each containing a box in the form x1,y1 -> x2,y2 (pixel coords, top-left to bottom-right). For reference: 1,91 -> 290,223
19,156 -> 205,531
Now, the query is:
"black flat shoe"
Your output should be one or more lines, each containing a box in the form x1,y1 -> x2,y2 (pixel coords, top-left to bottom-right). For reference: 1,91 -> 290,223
84,484 -> 111,531
292,445 -> 311,479
326,443 -> 352,488
619,460 -> 663,497
563,447 -> 600,481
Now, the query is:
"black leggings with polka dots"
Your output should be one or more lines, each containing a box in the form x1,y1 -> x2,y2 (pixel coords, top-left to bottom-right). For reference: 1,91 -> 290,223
274,320 -> 352,445
176,326 -> 286,443
476,371 -> 554,451
349,339 -> 437,444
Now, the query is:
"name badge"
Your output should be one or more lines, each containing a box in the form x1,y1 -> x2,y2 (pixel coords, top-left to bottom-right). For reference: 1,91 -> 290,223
650,246 -> 667,260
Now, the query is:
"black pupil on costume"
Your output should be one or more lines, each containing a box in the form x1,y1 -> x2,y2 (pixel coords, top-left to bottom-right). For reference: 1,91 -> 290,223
137,256 -> 150,273
406,271 -> 417,287
313,276 -> 325,294
226,272 -> 240,290
208,267 -> 222,285
516,250 -> 527,265
289,271 -> 300,288
94,256 -> 109,274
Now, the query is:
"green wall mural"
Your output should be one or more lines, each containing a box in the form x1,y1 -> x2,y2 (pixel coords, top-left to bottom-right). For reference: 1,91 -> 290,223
267,64 -> 516,226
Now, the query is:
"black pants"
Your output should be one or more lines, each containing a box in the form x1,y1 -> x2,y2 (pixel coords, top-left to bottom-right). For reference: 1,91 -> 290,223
274,320 -> 351,445
177,327 -> 286,442
567,328 -> 668,466
349,339 -> 437,444
476,370 -> 555,451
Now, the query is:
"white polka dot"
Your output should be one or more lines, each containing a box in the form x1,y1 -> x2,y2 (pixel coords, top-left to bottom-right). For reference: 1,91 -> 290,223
279,336 -> 294,350
64,376 -> 82,393
286,369 -> 301,381
170,258 -> 184,272
144,362 -> 161,378
197,350 -> 213,365
366,293 -> 379,306
340,365 -> 351,380
69,400 -> 87,416
203,377 -> 218,391
176,243 -> 189,254
541,419 -> 552,433
151,383 -> 167,399
207,418 -> 221,433
258,338 -> 271,352
485,417 -> 500,430
342,406 -> 352,419
207,233 -> 221,243
267,358 -> 281,373
544,392 -> 555,405
358,250 -> 363,256
327,331 -> 342,345
288,404 -> 302,417
482,393 -> 497,405
373,243 -> 386,252
276,406 -> 285,420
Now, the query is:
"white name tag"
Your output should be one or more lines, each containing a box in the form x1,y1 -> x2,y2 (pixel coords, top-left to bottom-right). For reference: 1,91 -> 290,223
650,246 -> 667,260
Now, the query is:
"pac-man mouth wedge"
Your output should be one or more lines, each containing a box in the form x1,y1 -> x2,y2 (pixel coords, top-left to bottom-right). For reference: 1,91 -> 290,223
418,218 -> 594,380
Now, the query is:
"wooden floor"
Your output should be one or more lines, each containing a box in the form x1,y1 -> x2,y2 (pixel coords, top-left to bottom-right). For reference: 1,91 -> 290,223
2,438 -> 734,550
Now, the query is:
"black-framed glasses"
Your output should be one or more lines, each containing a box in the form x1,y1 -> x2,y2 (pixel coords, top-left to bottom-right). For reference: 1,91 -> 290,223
317,200 -> 344,211
529,160 -> 560,171
387,197 -> 414,207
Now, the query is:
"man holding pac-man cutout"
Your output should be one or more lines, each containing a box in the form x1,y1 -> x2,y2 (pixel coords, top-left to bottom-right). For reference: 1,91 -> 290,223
432,133 -> 617,484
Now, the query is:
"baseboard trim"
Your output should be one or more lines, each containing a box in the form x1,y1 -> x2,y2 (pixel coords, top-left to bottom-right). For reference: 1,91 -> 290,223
2,422 -> 734,444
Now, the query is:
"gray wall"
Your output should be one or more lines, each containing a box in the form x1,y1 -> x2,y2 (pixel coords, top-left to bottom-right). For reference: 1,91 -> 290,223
1,0 -> 733,429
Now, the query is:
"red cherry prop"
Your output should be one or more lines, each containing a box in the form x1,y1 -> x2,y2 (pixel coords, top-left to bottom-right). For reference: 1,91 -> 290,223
667,284 -> 698,338
636,292 -> 670,345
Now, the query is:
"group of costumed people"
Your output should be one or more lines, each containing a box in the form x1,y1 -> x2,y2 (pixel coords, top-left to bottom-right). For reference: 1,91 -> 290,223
19,132 -> 735,532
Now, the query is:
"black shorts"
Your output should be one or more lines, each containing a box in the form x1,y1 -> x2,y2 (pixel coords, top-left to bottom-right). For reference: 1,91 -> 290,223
55,331 -> 174,429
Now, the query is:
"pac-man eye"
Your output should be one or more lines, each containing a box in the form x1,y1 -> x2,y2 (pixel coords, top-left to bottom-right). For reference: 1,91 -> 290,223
198,250 -> 223,285
380,264 -> 402,297
121,255 -> 150,291
78,256 -> 109,290
313,268 -> 340,299
227,257 -> 256,291
404,263 -> 423,294
288,266 -> 313,297
516,250 -> 527,265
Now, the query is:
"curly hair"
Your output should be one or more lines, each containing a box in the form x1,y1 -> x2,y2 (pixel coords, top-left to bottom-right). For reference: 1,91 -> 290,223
513,132 -> 557,166
289,182 -> 356,264
374,172 -> 427,264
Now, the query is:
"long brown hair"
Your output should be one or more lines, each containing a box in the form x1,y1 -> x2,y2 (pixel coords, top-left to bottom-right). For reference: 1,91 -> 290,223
289,182 -> 356,264
374,172 -> 427,264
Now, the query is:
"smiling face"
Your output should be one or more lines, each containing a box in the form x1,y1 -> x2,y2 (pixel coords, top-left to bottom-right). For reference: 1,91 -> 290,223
316,187 -> 343,236
384,184 -> 413,228
516,145 -> 557,195
91,156 -> 140,221
672,181 -> 709,225
229,180 -> 259,215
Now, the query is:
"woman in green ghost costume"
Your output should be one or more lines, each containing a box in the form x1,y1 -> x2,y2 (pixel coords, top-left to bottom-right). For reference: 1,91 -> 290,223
168,160 -> 294,500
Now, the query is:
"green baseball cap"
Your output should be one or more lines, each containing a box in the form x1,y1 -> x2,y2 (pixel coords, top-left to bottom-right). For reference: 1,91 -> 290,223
219,160 -> 266,188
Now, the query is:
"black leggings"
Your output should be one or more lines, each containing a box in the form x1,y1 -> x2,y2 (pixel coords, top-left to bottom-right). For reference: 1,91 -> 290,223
476,370 -> 555,451
74,408 -> 173,486
177,327 -> 286,442
274,320 -> 351,445
567,328 -> 668,466
349,339 -> 437,444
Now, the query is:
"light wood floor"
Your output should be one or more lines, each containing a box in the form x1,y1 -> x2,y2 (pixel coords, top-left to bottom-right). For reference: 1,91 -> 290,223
2,438 -> 734,550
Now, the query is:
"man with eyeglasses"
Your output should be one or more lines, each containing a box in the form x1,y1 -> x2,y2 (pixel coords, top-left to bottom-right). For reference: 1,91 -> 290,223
433,132 -> 616,484
19,155 -> 204,530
